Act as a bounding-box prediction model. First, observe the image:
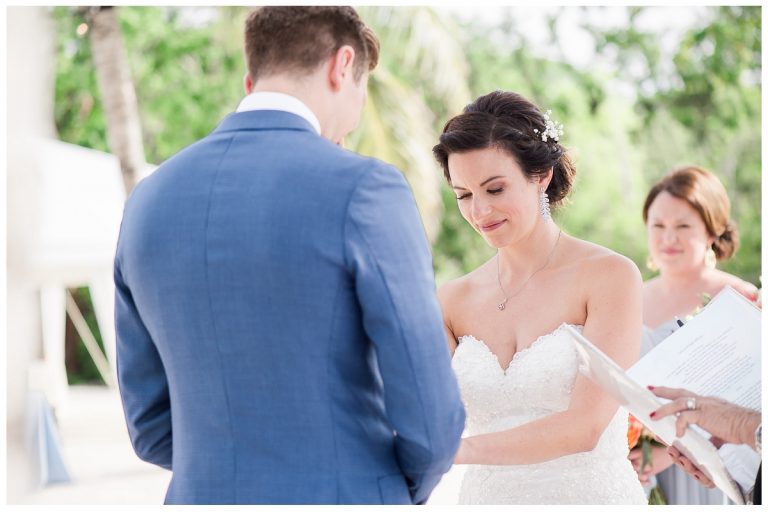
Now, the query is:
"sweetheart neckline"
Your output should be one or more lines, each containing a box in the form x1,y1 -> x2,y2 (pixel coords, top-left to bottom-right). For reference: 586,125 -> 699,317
456,323 -> 582,375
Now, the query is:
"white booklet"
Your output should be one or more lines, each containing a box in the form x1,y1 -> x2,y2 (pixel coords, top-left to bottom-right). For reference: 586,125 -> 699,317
563,286 -> 761,505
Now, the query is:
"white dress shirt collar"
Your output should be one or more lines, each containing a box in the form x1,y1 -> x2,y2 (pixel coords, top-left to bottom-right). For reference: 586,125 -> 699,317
235,91 -> 321,135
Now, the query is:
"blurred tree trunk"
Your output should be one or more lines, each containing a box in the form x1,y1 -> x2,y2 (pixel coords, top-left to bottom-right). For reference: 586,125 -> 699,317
88,6 -> 145,195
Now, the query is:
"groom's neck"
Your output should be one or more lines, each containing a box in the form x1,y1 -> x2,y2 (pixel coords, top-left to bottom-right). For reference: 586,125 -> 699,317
249,73 -> 330,132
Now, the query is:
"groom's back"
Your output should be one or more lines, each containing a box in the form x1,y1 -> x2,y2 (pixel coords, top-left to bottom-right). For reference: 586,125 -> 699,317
116,111 -> 411,503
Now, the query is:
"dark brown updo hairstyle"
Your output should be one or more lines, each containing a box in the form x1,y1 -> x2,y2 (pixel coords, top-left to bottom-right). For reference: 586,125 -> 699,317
432,90 -> 576,207
642,165 -> 739,261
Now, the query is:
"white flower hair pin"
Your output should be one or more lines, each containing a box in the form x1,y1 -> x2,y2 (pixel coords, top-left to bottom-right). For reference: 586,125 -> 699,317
533,110 -> 564,142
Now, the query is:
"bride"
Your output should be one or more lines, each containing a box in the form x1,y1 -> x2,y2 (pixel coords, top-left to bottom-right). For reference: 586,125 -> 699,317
432,90 -> 647,504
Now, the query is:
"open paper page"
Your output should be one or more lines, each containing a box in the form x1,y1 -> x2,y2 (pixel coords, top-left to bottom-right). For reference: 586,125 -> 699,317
627,286 -> 761,501
627,286 -> 761,410
562,298 -> 756,505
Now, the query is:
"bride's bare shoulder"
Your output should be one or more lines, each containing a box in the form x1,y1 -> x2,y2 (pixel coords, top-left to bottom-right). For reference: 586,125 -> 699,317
437,259 -> 494,309
562,236 -> 642,286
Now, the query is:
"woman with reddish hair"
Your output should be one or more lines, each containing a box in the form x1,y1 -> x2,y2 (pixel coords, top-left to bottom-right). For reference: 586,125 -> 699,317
632,165 -> 758,505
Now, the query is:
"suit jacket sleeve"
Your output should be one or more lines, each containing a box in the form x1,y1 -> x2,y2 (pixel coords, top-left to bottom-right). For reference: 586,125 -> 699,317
344,163 -> 466,504
114,240 -> 173,471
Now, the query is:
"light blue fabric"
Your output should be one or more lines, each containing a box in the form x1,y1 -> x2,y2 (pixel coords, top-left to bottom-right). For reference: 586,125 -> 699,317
114,110 -> 465,504
28,390 -> 71,486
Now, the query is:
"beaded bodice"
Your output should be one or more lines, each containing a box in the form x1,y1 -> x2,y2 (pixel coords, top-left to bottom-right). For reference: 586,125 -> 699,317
453,323 -> 580,435
451,323 -> 647,504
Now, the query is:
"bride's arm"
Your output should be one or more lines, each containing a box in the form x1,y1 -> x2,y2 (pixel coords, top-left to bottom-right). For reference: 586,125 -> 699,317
437,282 -> 460,356
456,252 -> 643,465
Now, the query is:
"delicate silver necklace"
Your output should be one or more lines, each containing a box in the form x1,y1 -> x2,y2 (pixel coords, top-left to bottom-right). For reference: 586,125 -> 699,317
496,230 -> 562,311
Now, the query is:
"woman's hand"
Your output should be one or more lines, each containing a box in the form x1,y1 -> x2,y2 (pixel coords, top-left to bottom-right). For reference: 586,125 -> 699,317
648,386 -> 761,447
666,446 -> 716,488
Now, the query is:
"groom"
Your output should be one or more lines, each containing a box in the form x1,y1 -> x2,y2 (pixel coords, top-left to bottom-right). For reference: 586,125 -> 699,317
114,6 -> 465,505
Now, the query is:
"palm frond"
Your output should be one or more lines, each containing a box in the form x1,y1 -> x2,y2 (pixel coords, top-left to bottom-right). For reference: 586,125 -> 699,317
349,67 -> 444,241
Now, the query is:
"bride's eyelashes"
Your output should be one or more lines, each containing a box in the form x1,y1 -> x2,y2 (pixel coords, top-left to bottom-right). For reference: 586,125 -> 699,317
456,187 -> 504,201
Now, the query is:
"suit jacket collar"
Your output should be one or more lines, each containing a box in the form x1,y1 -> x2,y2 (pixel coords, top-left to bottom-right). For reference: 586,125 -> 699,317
212,109 -> 319,137
236,92 -> 321,134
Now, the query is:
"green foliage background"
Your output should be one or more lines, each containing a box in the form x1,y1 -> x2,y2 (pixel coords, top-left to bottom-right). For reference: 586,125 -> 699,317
51,6 -> 761,379
432,6 -> 761,285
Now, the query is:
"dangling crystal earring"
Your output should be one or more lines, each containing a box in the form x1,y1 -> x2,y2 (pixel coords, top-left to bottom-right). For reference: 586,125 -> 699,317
646,255 -> 658,272
539,187 -> 551,221
705,246 -> 717,269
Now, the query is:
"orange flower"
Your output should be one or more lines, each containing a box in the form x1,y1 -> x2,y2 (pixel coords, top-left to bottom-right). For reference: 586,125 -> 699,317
627,414 -> 643,449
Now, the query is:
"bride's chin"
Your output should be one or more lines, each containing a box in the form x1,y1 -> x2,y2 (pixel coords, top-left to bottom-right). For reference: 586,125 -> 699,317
482,237 -> 506,250
478,229 -> 512,246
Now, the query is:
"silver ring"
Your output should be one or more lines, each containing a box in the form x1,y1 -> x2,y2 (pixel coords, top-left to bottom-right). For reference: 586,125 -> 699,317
675,412 -> 681,418
686,397 -> 697,411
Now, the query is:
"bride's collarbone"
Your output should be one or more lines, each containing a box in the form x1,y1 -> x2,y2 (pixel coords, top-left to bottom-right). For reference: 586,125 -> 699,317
455,313 -> 562,349
455,322 -> 571,370
452,297 -> 583,349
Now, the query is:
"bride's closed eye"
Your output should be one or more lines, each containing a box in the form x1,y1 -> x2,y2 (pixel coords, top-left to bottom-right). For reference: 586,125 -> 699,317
456,187 -> 503,201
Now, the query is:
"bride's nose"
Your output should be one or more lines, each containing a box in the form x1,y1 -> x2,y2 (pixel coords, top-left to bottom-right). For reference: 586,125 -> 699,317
471,197 -> 492,220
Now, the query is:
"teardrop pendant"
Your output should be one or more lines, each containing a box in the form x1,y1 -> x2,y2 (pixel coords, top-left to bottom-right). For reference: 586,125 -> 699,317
497,301 -> 506,311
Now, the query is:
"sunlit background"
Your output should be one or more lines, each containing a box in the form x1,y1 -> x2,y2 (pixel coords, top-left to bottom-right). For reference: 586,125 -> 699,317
5,5 -> 761,505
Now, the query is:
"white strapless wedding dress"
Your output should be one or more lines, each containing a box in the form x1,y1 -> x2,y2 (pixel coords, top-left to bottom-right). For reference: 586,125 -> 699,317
452,323 -> 647,504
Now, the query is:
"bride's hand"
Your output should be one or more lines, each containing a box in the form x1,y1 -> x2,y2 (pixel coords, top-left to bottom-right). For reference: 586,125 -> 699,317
628,447 -> 651,483
628,444 -> 673,483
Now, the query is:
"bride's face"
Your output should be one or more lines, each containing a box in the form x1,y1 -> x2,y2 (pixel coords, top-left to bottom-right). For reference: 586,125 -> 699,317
646,191 -> 714,273
448,147 -> 542,249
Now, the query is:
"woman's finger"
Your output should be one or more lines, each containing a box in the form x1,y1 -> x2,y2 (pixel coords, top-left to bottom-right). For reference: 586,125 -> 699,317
674,454 -> 714,487
677,455 -> 696,473
675,411 -> 696,437
692,468 -> 715,488
648,386 -> 695,401
651,397 -> 700,422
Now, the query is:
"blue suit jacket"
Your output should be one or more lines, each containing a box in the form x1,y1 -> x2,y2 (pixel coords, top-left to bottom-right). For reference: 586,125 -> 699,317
114,110 -> 465,504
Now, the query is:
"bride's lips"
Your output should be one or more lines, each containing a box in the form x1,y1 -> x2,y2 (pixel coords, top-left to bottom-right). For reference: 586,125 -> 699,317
479,220 -> 506,232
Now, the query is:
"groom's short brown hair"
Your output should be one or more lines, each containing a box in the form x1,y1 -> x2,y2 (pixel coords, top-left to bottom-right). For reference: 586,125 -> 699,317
244,6 -> 380,83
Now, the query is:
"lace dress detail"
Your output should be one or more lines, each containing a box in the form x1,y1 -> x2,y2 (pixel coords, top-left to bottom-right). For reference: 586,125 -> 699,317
453,323 -> 647,504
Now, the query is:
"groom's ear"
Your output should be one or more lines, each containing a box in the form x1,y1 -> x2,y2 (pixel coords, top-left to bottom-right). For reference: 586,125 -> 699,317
328,45 -> 356,91
243,73 -> 254,95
